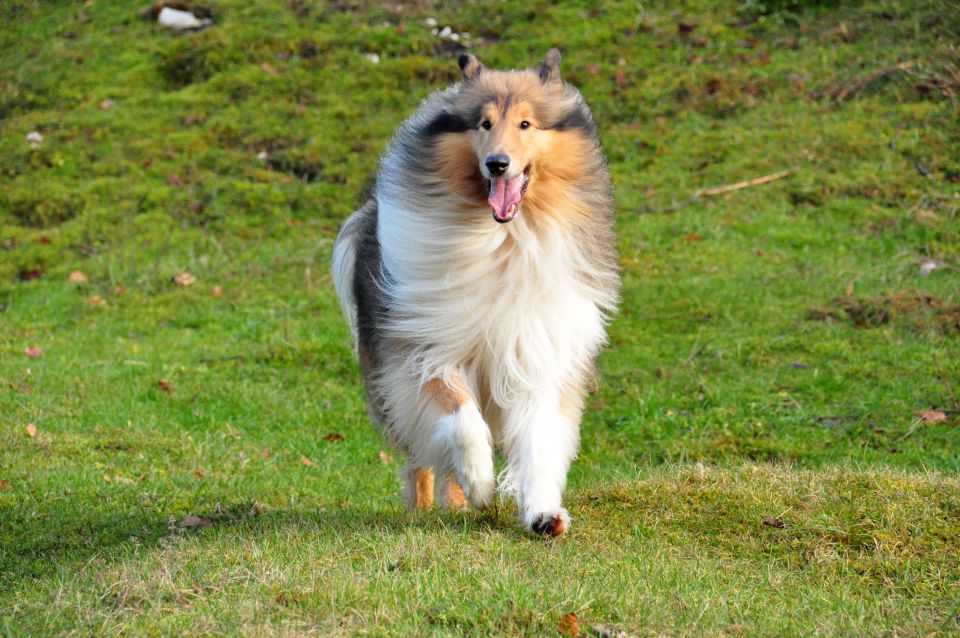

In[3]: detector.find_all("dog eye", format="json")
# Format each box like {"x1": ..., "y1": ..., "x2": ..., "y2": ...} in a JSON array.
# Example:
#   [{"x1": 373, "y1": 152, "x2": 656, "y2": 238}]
[
  {"x1": 481, "y1": 120, "x2": 492, "y2": 130},
  {"x1": 519, "y1": 120, "x2": 530, "y2": 129}
]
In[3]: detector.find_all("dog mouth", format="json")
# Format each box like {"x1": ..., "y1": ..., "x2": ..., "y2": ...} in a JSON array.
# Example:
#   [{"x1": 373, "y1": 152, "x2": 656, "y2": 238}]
[{"x1": 486, "y1": 166, "x2": 530, "y2": 223}]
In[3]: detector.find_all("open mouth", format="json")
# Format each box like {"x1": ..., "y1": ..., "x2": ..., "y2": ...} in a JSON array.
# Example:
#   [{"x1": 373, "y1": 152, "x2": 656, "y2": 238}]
[{"x1": 486, "y1": 165, "x2": 530, "y2": 223}]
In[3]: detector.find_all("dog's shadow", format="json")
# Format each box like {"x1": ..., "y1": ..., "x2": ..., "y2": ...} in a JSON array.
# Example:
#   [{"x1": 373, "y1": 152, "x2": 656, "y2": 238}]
[{"x1": 1, "y1": 497, "x2": 524, "y2": 591}]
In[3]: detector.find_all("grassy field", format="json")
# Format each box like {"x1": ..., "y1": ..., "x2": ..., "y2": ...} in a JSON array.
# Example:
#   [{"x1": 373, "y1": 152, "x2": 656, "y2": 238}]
[{"x1": 2, "y1": 0, "x2": 959, "y2": 635}]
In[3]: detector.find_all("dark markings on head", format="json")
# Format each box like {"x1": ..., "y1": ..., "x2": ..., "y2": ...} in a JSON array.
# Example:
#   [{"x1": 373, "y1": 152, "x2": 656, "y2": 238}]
[
  {"x1": 548, "y1": 106, "x2": 596, "y2": 136},
  {"x1": 422, "y1": 110, "x2": 473, "y2": 137}
]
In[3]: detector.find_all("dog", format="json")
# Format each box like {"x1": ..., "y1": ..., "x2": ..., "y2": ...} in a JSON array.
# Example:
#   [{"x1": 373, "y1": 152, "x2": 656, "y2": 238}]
[{"x1": 331, "y1": 49, "x2": 619, "y2": 536}]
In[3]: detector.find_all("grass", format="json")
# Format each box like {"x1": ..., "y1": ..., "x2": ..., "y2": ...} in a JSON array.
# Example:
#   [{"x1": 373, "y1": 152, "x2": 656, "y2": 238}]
[{"x1": 1, "y1": 0, "x2": 959, "y2": 635}]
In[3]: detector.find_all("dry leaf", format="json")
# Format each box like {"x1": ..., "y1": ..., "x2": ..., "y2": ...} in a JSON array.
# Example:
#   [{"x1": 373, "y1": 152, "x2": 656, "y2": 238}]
[
  {"x1": 261, "y1": 447, "x2": 271, "y2": 459},
  {"x1": 24, "y1": 346, "x2": 43, "y2": 358},
  {"x1": 762, "y1": 517, "x2": 786, "y2": 529},
  {"x1": 0, "y1": 480, "x2": 11, "y2": 489},
  {"x1": 378, "y1": 450, "x2": 394, "y2": 464},
  {"x1": 324, "y1": 432, "x2": 345, "y2": 442},
  {"x1": 68, "y1": 270, "x2": 88, "y2": 283},
  {"x1": 179, "y1": 515, "x2": 213, "y2": 529},
  {"x1": 157, "y1": 379, "x2": 175, "y2": 393},
  {"x1": 212, "y1": 285, "x2": 224, "y2": 297},
  {"x1": 86, "y1": 295, "x2": 105, "y2": 306},
  {"x1": 300, "y1": 455, "x2": 312, "y2": 467},
  {"x1": 25, "y1": 423, "x2": 37, "y2": 437},
  {"x1": 558, "y1": 612, "x2": 581, "y2": 637},
  {"x1": 916, "y1": 409, "x2": 947, "y2": 424},
  {"x1": 173, "y1": 272, "x2": 196, "y2": 286},
  {"x1": 260, "y1": 62, "x2": 279, "y2": 74},
  {"x1": 683, "y1": 232, "x2": 702, "y2": 243}
]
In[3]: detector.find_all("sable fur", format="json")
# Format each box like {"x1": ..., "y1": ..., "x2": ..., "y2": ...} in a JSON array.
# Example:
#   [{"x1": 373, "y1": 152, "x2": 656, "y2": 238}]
[{"x1": 332, "y1": 49, "x2": 619, "y2": 535}]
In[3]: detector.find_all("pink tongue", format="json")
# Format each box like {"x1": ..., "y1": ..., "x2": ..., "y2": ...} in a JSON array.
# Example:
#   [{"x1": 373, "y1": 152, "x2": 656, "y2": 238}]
[{"x1": 487, "y1": 174, "x2": 525, "y2": 222}]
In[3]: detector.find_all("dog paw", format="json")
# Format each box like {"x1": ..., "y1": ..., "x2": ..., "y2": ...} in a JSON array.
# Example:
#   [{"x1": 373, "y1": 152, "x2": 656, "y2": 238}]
[
  {"x1": 457, "y1": 455, "x2": 495, "y2": 509},
  {"x1": 529, "y1": 508, "x2": 570, "y2": 537}
]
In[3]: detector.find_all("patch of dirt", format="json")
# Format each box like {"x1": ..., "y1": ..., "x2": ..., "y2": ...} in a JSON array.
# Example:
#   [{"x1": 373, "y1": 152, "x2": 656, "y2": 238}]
[{"x1": 810, "y1": 289, "x2": 960, "y2": 335}]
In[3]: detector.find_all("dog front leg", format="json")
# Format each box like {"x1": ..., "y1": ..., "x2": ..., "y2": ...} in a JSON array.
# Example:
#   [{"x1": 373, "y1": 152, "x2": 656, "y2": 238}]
[{"x1": 501, "y1": 389, "x2": 580, "y2": 536}]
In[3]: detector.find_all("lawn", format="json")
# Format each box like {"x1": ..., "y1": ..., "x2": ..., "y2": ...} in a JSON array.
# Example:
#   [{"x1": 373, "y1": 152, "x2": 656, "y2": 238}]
[{"x1": 1, "y1": 0, "x2": 959, "y2": 635}]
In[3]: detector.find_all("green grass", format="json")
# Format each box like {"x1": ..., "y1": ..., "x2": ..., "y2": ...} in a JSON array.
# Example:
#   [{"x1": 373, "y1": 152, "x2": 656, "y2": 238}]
[{"x1": 1, "y1": 0, "x2": 959, "y2": 635}]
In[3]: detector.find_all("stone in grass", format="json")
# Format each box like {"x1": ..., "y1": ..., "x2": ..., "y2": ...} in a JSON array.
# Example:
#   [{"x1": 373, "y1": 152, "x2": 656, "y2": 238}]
[{"x1": 156, "y1": 6, "x2": 212, "y2": 31}]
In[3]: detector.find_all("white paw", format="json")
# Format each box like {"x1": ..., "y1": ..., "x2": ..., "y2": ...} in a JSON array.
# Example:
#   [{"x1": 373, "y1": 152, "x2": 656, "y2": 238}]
[
  {"x1": 527, "y1": 508, "x2": 571, "y2": 537},
  {"x1": 452, "y1": 404, "x2": 495, "y2": 509}
]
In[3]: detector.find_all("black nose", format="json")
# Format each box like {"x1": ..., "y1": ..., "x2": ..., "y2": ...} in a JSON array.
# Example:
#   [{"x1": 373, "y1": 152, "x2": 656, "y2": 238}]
[{"x1": 485, "y1": 154, "x2": 510, "y2": 176}]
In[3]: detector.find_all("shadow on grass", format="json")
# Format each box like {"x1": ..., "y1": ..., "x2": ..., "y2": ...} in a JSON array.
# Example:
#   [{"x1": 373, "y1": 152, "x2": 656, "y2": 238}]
[{"x1": 0, "y1": 497, "x2": 520, "y2": 590}]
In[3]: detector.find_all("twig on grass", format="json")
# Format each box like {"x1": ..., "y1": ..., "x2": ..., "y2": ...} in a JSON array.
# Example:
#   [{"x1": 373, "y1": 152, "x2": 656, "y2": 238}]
[
  {"x1": 644, "y1": 169, "x2": 793, "y2": 214},
  {"x1": 693, "y1": 170, "x2": 793, "y2": 198}
]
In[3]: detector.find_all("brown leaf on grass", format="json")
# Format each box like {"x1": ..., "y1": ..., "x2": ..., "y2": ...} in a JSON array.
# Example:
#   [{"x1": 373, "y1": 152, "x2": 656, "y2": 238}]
[
  {"x1": 300, "y1": 455, "x2": 312, "y2": 467},
  {"x1": 0, "y1": 480, "x2": 11, "y2": 489},
  {"x1": 25, "y1": 423, "x2": 37, "y2": 437},
  {"x1": 166, "y1": 173, "x2": 184, "y2": 186},
  {"x1": 558, "y1": 612, "x2": 581, "y2": 637},
  {"x1": 179, "y1": 515, "x2": 213, "y2": 530},
  {"x1": 260, "y1": 62, "x2": 279, "y2": 74},
  {"x1": 586, "y1": 64, "x2": 602, "y2": 76},
  {"x1": 614, "y1": 69, "x2": 629, "y2": 89},
  {"x1": 261, "y1": 447, "x2": 271, "y2": 459},
  {"x1": 114, "y1": 285, "x2": 125, "y2": 294},
  {"x1": 157, "y1": 379, "x2": 175, "y2": 393},
  {"x1": 683, "y1": 232, "x2": 702, "y2": 243},
  {"x1": 86, "y1": 295, "x2": 106, "y2": 306},
  {"x1": 212, "y1": 285, "x2": 224, "y2": 297},
  {"x1": 915, "y1": 409, "x2": 948, "y2": 424},
  {"x1": 24, "y1": 346, "x2": 43, "y2": 358},
  {"x1": 378, "y1": 450, "x2": 394, "y2": 464},
  {"x1": 762, "y1": 517, "x2": 786, "y2": 529},
  {"x1": 35, "y1": 235, "x2": 52, "y2": 245},
  {"x1": 323, "y1": 432, "x2": 345, "y2": 443},
  {"x1": 68, "y1": 270, "x2": 88, "y2": 283},
  {"x1": 173, "y1": 272, "x2": 196, "y2": 286}
]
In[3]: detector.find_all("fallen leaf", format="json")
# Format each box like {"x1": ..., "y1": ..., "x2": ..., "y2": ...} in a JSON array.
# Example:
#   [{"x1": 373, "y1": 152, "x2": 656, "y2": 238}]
[
  {"x1": 99, "y1": 99, "x2": 114, "y2": 110},
  {"x1": 558, "y1": 612, "x2": 581, "y2": 637},
  {"x1": 212, "y1": 285, "x2": 223, "y2": 297},
  {"x1": 179, "y1": 515, "x2": 213, "y2": 529},
  {"x1": 24, "y1": 346, "x2": 43, "y2": 358},
  {"x1": 173, "y1": 272, "x2": 196, "y2": 286},
  {"x1": 68, "y1": 270, "x2": 88, "y2": 283},
  {"x1": 762, "y1": 517, "x2": 786, "y2": 529},
  {"x1": 260, "y1": 62, "x2": 279, "y2": 74},
  {"x1": 0, "y1": 480, "x2": 11, "y2": 489},
  {"x1": 114, "y1": 285, "x2": 125, "y2": 294},
  {"x1": 157, "y1": 379, "x2": 175, "y2": 393},
  {"x1": 586, "y1": 64, "x2": 602, "y2": 76},
  {"x1": 261, "y1": 447, "x2": 271, "y2": 459},
  {"x1": 86, "y1": 295, "x2": 105, "y2": 306},
  {"x1": 683, "y1": 232, "x2": 702, "y2": 243},
  {"x1": 193, "y1": 468, "x2": 204, "y2": 478},
  {"x1": 300, "y1": 455, "x2": 312, "y2": 467},
  {"x1": 25, "y1": 423, "x2": 37, "y2": 437},
  {"x1": 915, "y1": 409, "x2": 947, "y2": 424},
  {"x1": 35, "y1": 235, "x2": 51, "y2": 244},
  {"x1": 166, "y1": 172, "x2": 184, "y2": 186},
  {"x1": 324, "y1": 432, "x2": 345, "y2": 442},
  {"x1": 103, "y1": 474, "x2": 111, "y2": 482},
  {"x1": 378, "y1": 450, "x2": 394, "y2": 464},
  {"x1": 614, "y1": 69, "x2": 629, "y2": 89}
]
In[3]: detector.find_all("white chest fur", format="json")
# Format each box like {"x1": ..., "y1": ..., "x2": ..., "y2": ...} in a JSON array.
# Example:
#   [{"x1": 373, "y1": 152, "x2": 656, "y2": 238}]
[{"x1": 377, "y1": 200, "x2": 607, "y2": 405}]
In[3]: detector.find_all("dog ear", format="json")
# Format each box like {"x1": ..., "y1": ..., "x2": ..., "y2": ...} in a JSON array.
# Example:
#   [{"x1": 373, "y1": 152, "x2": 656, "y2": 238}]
[
  {"x1": 458, "y1": 53, "x2": 483, "y2": 81},
  {"x1": 539, "y1": 48, "x2": 562, "y2": 83}
]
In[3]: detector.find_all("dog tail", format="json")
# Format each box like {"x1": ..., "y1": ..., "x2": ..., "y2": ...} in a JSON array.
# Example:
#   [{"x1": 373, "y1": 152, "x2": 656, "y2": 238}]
[{"x1": 331, "y1": 203, "x2": 367, "y2": 343}]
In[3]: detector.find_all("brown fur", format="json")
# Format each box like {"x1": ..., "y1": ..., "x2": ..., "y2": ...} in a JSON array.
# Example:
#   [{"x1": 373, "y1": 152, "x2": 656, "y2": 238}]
[{"x1": 409, "y1": 466, "x2": 435, "y2": 509}]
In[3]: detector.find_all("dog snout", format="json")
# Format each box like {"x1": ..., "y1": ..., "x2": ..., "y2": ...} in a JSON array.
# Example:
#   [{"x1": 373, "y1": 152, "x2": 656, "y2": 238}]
[{"x1": 484, "y1": 154, "x2": 510, "y2": 176}]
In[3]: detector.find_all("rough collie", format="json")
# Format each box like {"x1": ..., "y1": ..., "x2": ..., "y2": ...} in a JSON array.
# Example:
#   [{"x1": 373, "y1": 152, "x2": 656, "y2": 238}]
[{"x1": 332, "y1": 49, "x2": 619, "y2": 536}]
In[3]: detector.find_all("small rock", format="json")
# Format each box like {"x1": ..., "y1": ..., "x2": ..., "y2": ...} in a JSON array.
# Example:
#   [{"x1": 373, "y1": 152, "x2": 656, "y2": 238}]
[
  {"x1": 919, "y1": 259, "x2": 938, "y2": 276},
  {"x1": 364, "y1": 52, "x2": 380, "y2": 64},
  {"x1": 423, "y1": 17, "x2": 437, "y2": 27},
  {"x1": 157, "y1": 6, "x2": 212, "y2": 31}
]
